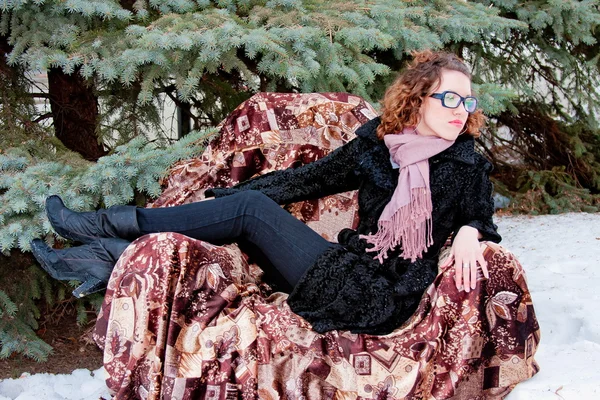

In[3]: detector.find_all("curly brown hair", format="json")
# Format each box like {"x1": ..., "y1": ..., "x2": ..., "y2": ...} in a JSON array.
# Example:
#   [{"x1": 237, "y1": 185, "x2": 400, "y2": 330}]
[{"x1": 377, "y1": 50, "x2": 485, "y2": 140}]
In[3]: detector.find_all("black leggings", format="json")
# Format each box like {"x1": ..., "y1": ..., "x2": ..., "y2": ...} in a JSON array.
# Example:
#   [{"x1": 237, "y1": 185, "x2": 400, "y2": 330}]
[{"x1": 136, "y1": 190, "x2": 335, "y2": 288}]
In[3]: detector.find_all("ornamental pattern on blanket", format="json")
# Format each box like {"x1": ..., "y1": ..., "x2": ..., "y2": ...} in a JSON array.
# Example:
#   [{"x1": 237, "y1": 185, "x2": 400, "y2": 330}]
[
  {"x1": 94, "y1": 234, "x2": 539, "y2": 399},
  {"x1": 93, "y1": 92, "x2": 540, "y2": 399},
  {"x1": 150, "y1": 92, "x2": 374, "y2": 240}
]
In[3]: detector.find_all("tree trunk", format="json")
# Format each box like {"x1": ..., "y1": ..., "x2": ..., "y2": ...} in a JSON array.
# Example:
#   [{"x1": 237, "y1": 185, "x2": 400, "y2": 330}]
[
  {"x1": 177, "y1": 102, "x2": 192, "y2": 138},
  {"x1": 0, "y1": 35, "x2": 15, "y2": 82},
  {"x1": 119, "y1": 0, "x2": 136, "y2": 12},
  {"x1": 47, "y1": 67, "x2": 106, "y2": 161}
]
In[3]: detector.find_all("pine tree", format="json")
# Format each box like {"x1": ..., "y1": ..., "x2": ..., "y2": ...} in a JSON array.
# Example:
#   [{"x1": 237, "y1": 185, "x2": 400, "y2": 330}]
[
  {"x1": 463, "y1": 1, "x2": 600, "y2": 212},
  {"x1": 1, "y1": 1, "x2": 525, "y2": 131}
]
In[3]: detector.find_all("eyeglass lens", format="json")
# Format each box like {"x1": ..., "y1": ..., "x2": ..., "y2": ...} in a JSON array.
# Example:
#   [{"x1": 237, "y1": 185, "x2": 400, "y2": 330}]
[{"x1": 443, "y1": 92, "x2": 477, "y2": 112}]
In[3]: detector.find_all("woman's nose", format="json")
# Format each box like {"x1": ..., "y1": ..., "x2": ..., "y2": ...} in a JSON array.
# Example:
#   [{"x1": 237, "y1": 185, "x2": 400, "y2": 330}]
[{"x1": 453, "y1": 105, "x2": 467, "y2": 116}]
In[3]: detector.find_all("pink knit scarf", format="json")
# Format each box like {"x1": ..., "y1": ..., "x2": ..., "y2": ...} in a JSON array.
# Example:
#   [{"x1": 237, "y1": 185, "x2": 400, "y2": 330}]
[{"x1": 360, "y1": 128, "x2": 454, "y2": 263}]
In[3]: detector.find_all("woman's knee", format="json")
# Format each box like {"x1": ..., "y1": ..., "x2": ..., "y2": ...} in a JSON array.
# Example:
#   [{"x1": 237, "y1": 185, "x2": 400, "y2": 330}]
[
  {"x1": 481, "y1": 241, "x2": 522, "y2": 271},
  {"x1": 229, "y1": 190, "x2": 281, "y2": 219},
  {"x1": 482, "y1": 241, "x2": 511, "y2": 259},
  {"x1": 234, "y1": 190, "x2": 276, "y2": 207}
]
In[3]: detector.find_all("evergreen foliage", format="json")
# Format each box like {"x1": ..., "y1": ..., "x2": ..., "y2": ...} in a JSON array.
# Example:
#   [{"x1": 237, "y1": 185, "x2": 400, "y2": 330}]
[
  {"x1": 0, "y1": 128, "x2": 216, "y2": 254},
  {"x1": 513, "y1": 167, "x2": 599, "y2": 214},
  {"x1": 0, "y1": 258, "x2": 56, "y2": 362},
  {"x1": 1, "y1": 0, "x2": 524, "y2": 134},
  {"x1": 463, "y1": 1, "x2": 600, "y2": 213}
]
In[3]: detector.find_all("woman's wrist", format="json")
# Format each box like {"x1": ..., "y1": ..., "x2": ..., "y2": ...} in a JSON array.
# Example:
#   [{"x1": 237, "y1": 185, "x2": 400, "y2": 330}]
[{"x1": 458, "y1": 225, "x2": 482, "y2": 239}]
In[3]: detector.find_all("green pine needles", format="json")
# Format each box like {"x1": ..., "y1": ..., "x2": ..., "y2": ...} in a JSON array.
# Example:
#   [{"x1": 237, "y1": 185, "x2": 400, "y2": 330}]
[
  {"x1": 1, "y1": 0, "x2": 524, "y2": 104},
  {"x1": 0, "y1": 128, "x2": 216, "y2": 254},
  {"x1": 0, "y1": 262, "x2": 55, "y2": 362}
]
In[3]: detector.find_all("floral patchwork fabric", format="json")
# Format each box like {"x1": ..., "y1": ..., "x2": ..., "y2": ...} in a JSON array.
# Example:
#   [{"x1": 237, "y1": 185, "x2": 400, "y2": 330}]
[
  {"x1": 94, "y1": 92, "x2": 540, "y2": 399},
  {"x1": 149, "y1": 92, "x2": 375, "y2": 240}
]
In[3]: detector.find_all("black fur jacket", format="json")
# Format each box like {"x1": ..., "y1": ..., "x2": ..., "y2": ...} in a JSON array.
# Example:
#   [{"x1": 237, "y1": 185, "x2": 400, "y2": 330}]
[{"x1": 207, "y1": 117, "x2": 501, "y2": 335}]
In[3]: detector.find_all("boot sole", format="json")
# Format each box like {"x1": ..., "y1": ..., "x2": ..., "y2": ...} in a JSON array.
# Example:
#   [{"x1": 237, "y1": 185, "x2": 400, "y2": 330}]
[
  {"x1": 30, "y1": 240, "x2": 107, "y2": 298},
  {"x1": 73, "y1": 278, "x2": 106, "y2": 298}
]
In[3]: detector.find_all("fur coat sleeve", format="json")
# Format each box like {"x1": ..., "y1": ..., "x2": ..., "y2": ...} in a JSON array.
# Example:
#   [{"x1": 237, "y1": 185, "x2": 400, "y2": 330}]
[{"x1": 205, "y1": 137, "x2": 364, "y2": 205}]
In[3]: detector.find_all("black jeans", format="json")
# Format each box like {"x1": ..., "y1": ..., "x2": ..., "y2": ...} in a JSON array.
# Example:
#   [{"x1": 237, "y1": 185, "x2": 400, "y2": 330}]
[{"x1": 136, "y1": 190, "x2": 334, "y2": 288}]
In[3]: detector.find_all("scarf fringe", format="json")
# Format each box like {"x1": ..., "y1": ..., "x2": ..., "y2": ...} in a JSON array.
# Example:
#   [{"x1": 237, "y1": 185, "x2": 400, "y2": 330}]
[{"x1": 360, "y1": 187, "x2": 434, "y2": 263}]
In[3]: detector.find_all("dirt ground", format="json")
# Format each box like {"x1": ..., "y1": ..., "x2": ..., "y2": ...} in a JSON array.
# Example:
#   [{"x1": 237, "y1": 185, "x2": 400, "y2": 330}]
[{"x1": 0, "y1": 311, "x2": 104, "y2": 380}]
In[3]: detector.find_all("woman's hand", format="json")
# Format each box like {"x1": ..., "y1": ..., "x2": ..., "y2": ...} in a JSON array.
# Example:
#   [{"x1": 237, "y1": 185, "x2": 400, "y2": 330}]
[{"x1": 440, "y1": 225, "x2": 489, "y2": 293}]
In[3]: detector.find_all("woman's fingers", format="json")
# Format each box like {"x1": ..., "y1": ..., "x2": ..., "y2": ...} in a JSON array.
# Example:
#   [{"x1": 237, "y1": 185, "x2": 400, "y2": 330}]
[
  {"x1": 454, "y1": 256, "x2": 463, "y2": 290},
  {"x1": 470, "y1": 256, "x2": 478, "y2": 290},
  {"x1": 450, "y1": 249, "x2": 489, "y2": 292},
  {"x1": 455, "y1": 255, "x2": 487, "y2": 292},
  {"x1": 460, "y1": 260, "x2": 469, "y2": 292}
]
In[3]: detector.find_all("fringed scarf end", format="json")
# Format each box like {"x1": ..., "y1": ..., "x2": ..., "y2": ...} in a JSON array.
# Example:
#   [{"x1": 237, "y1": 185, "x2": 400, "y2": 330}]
[{"x1": 360, "y1": 187, "x2": 433, "y2": 263}]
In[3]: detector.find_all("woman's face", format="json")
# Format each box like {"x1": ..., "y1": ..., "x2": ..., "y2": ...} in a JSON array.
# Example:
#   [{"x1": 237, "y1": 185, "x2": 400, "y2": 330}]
[{"x1": 417, "y1": 69, "x2": 472, "y2": 140}]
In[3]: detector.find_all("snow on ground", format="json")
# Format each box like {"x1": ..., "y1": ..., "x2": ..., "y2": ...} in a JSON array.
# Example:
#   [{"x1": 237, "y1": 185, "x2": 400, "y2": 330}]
[
  {"x1": 0, "y1": 368, "x2": 110, "y2": 400},
  {"x1": 0, "y1": 213, "x2": 599, "y2": 400},
  {"x1": 496, "y1": 213, "x2": 600, "y2": 400}
]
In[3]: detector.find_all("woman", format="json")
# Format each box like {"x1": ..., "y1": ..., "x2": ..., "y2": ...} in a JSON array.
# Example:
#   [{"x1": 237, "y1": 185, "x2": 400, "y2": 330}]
[{"x1": 31, "y1": 50, "x2": 501, "y2": 335}]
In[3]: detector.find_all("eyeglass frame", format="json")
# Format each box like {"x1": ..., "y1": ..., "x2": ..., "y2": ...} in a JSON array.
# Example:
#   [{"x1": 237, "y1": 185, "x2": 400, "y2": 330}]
[{"x1": 429, "y1": 91, "x2": 478, "y2": 113}]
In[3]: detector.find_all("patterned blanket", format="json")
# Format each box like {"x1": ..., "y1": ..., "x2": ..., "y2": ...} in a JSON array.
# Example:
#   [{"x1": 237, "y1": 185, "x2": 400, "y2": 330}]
[{"x1": 94, "y1": 92, "x2": 540, "y2": 399}]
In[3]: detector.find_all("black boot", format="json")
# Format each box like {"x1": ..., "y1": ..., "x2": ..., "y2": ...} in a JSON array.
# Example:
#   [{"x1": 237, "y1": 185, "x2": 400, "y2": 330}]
[
  {"x1": 30, "y1": 238, "x2": 131, "y2": 298},
  {"x1": 45, "y1": 195, "x2": 140, "y2": 244}
]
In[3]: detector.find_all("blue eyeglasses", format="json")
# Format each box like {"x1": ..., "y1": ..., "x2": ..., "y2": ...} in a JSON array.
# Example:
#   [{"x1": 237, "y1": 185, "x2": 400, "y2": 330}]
[{"x1": 430, "y1": 91, "x2": 478, "y2": 113}]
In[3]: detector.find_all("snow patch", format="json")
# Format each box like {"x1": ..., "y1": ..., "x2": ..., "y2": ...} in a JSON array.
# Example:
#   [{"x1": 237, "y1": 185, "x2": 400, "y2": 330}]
[{"x1": 0, "y1": 368, "x2": 110, "y2": 400}]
